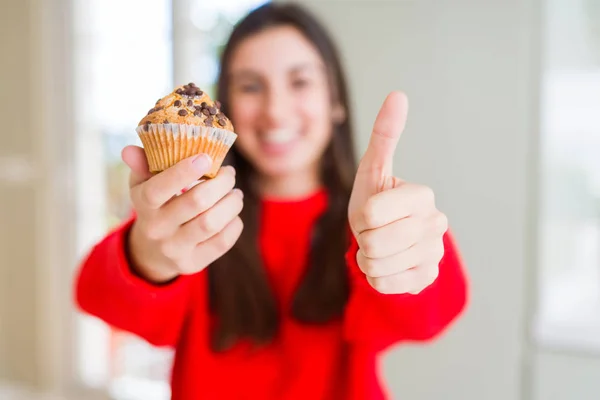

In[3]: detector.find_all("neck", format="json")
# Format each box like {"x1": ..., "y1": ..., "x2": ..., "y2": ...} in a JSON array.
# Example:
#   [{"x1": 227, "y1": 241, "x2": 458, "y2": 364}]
[{"x1": 258, "y1": 168, "x2": 321, "y2": 200}]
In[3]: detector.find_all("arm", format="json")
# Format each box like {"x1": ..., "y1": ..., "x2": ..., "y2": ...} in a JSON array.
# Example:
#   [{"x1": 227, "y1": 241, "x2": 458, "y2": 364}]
[
  {"x1": 76, "y1": 146, "x2": 243, "y2": 347},
  {"x1": 74, "y1": 217, "x2": 198, "y2": 347},
  {"x1": 343, "y1": 230, "x2": 468, "y2": 351}
]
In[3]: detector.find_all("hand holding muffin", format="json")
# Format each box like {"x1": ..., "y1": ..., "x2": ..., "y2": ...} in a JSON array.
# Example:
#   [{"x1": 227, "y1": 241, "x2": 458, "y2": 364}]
[{"x1": 124, "y1": 84, "x2": 243, "y2": 283}]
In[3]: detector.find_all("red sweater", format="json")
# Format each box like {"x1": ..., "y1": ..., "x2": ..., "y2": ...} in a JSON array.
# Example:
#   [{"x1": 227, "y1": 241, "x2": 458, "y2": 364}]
[{"x1": 75, "y1": 190, "x2": 467, "y2": 400}]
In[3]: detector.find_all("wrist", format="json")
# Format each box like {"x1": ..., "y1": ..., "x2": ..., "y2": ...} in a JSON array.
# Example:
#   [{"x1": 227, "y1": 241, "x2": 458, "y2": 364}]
[{"x1": 126, "y1": 221, "x2": 179, "y2": 284}]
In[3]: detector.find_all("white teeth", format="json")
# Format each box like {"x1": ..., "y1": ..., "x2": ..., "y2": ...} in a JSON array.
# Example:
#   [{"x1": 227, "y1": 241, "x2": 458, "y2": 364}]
[{"x1": 262, "y1": 130, "x2": 296, "y2": 144}]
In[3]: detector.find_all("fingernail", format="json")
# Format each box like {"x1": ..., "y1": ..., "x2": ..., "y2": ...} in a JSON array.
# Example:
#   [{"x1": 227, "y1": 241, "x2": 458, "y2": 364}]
[
  {"x1": 233, "y1": 188, "x2": 244, "y2": 198},
  {"x1": 192, "y1": 154, "x2": 212, "y2": 173}
]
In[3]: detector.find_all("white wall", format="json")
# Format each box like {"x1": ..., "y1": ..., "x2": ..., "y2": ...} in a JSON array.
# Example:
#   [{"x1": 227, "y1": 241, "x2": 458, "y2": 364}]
[
  {"x1": 291, "y1": 1, "x2": 540, "y2": 399},
  {"x1": 0, "y1": 0, "x2": 75, "y2": 393},
  {"x1": 533, "y1": 351, "x2": 600, "y2": 400}
]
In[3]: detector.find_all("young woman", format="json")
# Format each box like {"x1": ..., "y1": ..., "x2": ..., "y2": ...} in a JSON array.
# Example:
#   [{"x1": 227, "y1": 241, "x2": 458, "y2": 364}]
[{"x1": 76, "y1": 3, "x2": 468, "y2": 400}]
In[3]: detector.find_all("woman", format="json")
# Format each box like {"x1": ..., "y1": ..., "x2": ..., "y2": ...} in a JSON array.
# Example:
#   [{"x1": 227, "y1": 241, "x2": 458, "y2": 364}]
[{"x1": 76, "y1": 3, "x2": 468, "y2": 399}]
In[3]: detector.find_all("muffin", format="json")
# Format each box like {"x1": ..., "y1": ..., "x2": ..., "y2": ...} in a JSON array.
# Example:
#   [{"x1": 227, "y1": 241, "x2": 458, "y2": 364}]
[{"x1": 136, "y1": 83, "x2": 237, "y2": 178}]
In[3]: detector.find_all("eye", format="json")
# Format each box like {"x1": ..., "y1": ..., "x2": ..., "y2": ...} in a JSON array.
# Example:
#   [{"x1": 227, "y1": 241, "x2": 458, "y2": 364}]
[
  {"x1": 292, "y1": 78, "x2": 310, "y2": 89},
  {"x1": 239, "y1": 82, "x2": 262, "y2": 93}
]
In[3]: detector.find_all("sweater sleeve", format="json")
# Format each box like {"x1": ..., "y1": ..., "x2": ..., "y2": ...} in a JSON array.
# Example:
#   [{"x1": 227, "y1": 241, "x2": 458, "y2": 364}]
[
  {"x1": 74, "y1": 217, "x2": 198, "y2": 347},
  {"x1": 343, "y1": 230, "x2": 468, "y2": 351}
]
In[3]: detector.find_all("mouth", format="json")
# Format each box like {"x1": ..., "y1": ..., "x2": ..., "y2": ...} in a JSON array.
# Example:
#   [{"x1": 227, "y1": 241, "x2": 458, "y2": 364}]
[{"x1": 259, "y1": 129, "x2": 301, "y2": 155}]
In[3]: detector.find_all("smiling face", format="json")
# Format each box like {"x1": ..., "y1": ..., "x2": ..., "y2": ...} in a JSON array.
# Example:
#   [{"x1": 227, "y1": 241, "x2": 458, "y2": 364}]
[{"x1": 227, "y1": 25, "x2": 337, "y2": 183}]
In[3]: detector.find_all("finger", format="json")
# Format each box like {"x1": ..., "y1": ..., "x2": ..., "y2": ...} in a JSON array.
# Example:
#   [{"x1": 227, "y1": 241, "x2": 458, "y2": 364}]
[
  {"x1": 357, "y1": 217, "x2": 425, "y2": 259},
  {"x1": 359, "y1": 91, "x2": 408, "y2": 176},
  {"x1": 367, "y1": 262, "x2": 439, "y2": 295},
  {"x1": 189, "y1": 216, "x2": 244, "y2": 271},
  {"x1": 408, "y1": 263, "x2": 440, "y2": 295},
  {"x1": 160, "y1": 166, "x2": 237, "y2": 228},
  {"x1": 367, "y1": 268, "x2": 420, "y2": 295},
  {"x1": 175, "y1": 188, "x2": 244, "y2": 246},
  {"x1": 350, "y1": 183, "x2": 435, "y2": 233},
  {"x1": 122, "y1": 145, "x2": 153, "y2": 188},
  {"x1": 357, "y1": 237, "x2": 445, "y2": 278},
  {"x1": 132, "y1": 154, "x2": 212, "y2": 210}
]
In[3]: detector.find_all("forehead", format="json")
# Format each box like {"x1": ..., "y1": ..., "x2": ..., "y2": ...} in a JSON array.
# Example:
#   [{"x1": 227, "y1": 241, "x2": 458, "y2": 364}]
[{"x1": 228, "y1": 25, "x2": 324, "y2": 75}]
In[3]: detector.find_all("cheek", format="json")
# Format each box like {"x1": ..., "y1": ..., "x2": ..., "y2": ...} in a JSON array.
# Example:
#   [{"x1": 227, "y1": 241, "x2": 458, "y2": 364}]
[
  {"x1": 298, "y1": 97, "x2": 333, "y2": 149},
  {"x1": 228, "y1": 98, "x2": 261, "y2": 152},
  {"x1": 229, "y1": 98, "x2": 259, "y2": 133}
]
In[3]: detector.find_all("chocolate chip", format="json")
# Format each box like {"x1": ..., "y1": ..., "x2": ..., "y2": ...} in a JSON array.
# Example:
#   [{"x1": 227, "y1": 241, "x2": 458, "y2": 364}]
[
  {"x1": 178, "y1": 109, "x2": 188, "y2": 116},
  {"x1": 217, "y1": 118, "x2": 226, "y2": 127},
  {"x1": 201, "y1": 102, "x2": 207, "y2": 108},
  {"x1": 163, "y1": 119, "x2": 169, "y2": 124},
  {"x1": 194, "y1": 110, "x2": 202, "y2": 117},
  {"x1": 209, "y1": 107, "x2": 217, "y2": 115},
  {"x1": 195, "y1": 89, "x2": 203, "y2": 96},
  {"x1": 185, "y1": 87, "x2": 196, "y2": 96},
  {"x1": 194, "y1": 105, "x2": 202, "y2": 111},
  {"x1": 176, "y1": 88, "x2": 184, "y2": 95},
  {"x1": 188, "y1": 82, "x2": 196, "y2": 87},
  {"x1": 147, "y1": 106, "x2": 163, "y2": 114},
  {"x1": 217, "y1": 113, "x2": 225, "y2": 119},
  {"x1": 205, "y1": 117, "x2": 214, "y2": 126},
  {"x1": 187, "y1": 99, "x2": 193, "y2": 107},
  {"x1": 143, "y1": 122, "x2": 150, "y2": 131},
  {"x1": 202, "y1": 108, "x2": 210, "y2": 116},
  {"x1": 215, "y1": 100, "x2": 221, "y2": 109},
  {"x1": 174, "y1": 100, "x2": 182, "y2": 107}
]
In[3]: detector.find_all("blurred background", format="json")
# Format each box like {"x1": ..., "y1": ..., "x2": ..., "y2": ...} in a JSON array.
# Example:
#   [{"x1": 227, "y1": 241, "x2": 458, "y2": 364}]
[{"x1": 0, "y1": 0, "x2": 599, "y2": 399}]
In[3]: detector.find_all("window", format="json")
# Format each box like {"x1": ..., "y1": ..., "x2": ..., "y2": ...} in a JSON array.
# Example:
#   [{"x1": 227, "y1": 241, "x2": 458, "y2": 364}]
[{"x1": 534, "y1": 0, "x2": 600, "y2": 352}]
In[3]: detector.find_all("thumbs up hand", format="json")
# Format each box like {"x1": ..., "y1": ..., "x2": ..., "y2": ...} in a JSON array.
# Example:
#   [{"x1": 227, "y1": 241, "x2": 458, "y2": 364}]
[{"x1": 348, "y1": 92, "x2": 448, "y2": 295}]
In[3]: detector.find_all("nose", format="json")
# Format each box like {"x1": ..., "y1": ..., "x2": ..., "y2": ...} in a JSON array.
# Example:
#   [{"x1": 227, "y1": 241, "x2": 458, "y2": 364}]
[{"x1": 262, "y1": 84, "x2": 293, "y2": 129}]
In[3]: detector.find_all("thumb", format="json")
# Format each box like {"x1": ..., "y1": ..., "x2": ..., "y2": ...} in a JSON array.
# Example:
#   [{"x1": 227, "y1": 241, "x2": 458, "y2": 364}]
[
  {"x1": 122, "y1": 145, "x2": 153, "y2": 188},
  {"x1": 359, "y1": 91, "x2": 408, "y2": 176}
]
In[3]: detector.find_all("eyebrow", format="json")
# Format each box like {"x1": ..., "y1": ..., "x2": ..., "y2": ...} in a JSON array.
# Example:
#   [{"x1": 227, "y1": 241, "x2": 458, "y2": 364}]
[{"x1": 230, "y1": 63, "x2": 324, "y2": 80}]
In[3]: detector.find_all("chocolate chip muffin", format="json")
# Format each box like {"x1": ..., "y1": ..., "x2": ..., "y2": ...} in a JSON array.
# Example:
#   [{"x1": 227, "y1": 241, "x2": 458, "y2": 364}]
[{"x1": 136, "y1": 83, "x2": 237, "y2": 178}]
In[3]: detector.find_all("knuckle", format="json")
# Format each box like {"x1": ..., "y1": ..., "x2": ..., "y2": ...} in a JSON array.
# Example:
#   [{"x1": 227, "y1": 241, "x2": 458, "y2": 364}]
[
  {"x1": 200, "y1": 213, "x2": 220, "y2": 235},
  {"x1": 214, "y1": 169, "x2": 235, "y2": 192},
  {"x1": 158, "y1": 240, "x2": 177, "y2": 260},
  {"x1": 214, "y1": 234, "x2": 232, "y2": 254},
  {"x1": 358, "y1": 232, "x2": 378, "y2": 258},
  {"x1": 417, "y1": 184, "x2": 435, "y2": 205},
  {"x1": 190, "y1": 188, "x2": 209, "y2": 211},
  {"x1": 221, "y1": 219, "x2": 243, "y2": 251},
  {"x1": 368, "y1": 277, "x2": 389, "y2": 294},
  {"x1": 140, "y1": 184, "x2": 161, "y2": 209},
  {"x1": 432, "y1": 240, "x2": 445, "y2": 263},
  {"x1": 425, "y1": 266, "x2": 440, "y2": 287},
  {"x1": 361, "y1": 199, "x2": 379, "y2": 228},
  {"x1": 417, "y1": 265, "x2": 438, "y2": 289},
  {"x1": 357, "y1": 252, "x2": 377, "y2": 277},
  {"x1": 435, "y1": 212, "x2": 449, "y2": 234}
]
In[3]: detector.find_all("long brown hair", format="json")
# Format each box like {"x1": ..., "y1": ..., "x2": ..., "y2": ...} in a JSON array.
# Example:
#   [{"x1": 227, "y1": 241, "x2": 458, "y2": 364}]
[{"x1": 208, "y1": 2, "x2": 357, "y2": 351}]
